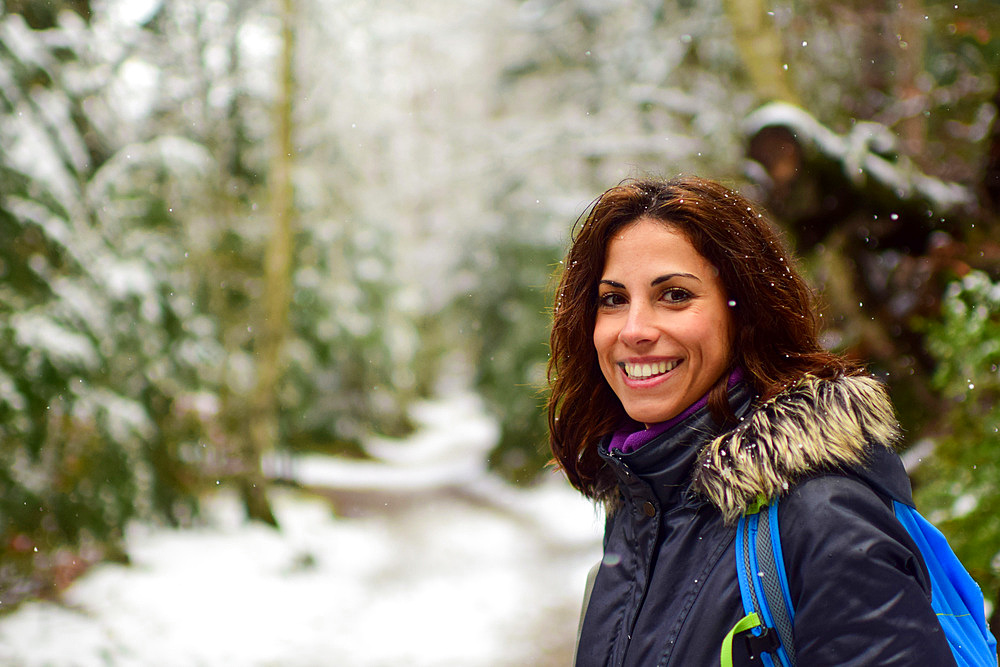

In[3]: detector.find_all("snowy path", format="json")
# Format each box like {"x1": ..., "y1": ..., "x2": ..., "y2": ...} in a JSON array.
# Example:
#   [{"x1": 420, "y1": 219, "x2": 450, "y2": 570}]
[{"x1": 0, "y1": 395, "x2": 603, "y2": 666}]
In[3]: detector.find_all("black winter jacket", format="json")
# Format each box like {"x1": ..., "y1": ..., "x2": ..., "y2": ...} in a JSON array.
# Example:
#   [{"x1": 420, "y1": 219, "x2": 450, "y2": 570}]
[{"x1": 575, "y1": 375, "x2": 957, "y2": 667}]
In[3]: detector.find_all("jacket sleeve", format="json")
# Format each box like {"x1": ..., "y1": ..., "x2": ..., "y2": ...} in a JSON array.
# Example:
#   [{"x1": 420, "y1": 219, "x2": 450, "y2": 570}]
[{"x1": 777, "y1": 474, "x2": 958, "y2": 666}]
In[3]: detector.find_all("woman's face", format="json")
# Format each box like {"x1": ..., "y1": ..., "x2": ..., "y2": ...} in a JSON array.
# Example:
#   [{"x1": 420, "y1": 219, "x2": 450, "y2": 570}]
[{"x1": 593, "y1": 218, "x2": 734, "y2": 426}]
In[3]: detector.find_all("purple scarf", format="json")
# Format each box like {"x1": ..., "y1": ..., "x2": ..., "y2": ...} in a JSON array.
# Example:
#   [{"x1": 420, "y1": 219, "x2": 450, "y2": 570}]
[{"x1": 608, "y1": 367, "x2": 744, "y2": 454}]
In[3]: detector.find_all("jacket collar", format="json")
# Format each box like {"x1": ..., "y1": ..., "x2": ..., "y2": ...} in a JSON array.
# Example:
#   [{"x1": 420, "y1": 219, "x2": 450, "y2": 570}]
[
  {"x1": 598, "y1": 383, "x2": 755, "y2": 509},
  {"x1": 690, "y1": 374, "x2": 902, "y2": 524}
]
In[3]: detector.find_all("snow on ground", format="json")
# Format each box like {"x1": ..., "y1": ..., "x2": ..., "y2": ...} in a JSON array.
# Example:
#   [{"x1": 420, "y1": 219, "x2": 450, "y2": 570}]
[{"x1": 0, "y1": 394, "x2": 604, "y2": 666}]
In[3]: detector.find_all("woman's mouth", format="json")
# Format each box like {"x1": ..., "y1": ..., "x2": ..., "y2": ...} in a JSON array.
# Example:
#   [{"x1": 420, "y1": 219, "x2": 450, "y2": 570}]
[{"x1": 620, "y1": 359, "x2": 681, "y2": 380}]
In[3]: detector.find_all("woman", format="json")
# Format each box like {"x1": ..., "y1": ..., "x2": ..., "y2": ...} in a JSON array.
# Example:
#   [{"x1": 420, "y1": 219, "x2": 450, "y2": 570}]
[{"x1": 548, "y1": 177, "x2": 957, "y2": 666}]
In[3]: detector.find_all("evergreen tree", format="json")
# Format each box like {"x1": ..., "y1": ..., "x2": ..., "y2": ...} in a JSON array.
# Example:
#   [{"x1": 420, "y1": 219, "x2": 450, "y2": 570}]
[{"x1": 0, "y1": 2, "x2": 218, "y2": 605}]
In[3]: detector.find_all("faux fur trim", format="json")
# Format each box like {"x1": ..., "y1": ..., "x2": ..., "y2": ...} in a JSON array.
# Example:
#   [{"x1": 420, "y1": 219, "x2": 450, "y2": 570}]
[{"x1": 690, "y1": 374, "x2": 900, "y2": 524}]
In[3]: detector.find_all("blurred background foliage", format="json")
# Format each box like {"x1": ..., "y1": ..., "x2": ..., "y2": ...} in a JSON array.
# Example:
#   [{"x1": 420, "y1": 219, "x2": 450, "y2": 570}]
[{"x1": 0, "y1": 0, "x2": 997, "y2": 630}]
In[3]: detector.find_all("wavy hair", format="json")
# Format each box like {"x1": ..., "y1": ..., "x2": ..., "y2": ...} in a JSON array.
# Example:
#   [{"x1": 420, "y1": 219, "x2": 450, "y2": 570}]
[{"x1": 547, "y1": 176, "x2": 861, "y2": 501}]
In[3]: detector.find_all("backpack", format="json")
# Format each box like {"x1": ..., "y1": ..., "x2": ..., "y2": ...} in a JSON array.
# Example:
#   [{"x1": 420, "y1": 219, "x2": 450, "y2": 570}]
[{"x1": 721, "y1": 496, "x2": 998, "y2": 667}]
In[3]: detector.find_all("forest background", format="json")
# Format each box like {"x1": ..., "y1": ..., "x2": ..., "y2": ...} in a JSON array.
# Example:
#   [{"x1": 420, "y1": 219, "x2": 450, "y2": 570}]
[{"x1": 1, "y1": 0, "x2": 999, "y2": 640}]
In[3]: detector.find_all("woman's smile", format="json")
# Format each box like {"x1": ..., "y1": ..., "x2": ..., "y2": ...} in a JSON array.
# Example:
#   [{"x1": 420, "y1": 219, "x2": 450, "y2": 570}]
[{"x1": 619, "y1": 359, "x2": 682, "y2": 381}]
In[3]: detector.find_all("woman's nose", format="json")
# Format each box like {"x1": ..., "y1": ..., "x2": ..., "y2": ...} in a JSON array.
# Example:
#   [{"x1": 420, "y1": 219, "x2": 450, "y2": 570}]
[{"x1": 619, "y1": 302, "x2": 658, "y2": 346}]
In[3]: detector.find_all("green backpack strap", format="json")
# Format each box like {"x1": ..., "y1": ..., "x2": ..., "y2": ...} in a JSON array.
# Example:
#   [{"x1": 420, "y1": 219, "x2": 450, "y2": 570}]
[{"x1": 720, "y1": 612, "x2": 764, "y2": 667}]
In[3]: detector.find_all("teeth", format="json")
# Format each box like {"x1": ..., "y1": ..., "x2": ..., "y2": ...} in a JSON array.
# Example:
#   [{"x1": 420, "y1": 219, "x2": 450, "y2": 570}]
[{"x1": 623, "y1": 360, "x2": 679, "y2": 379}]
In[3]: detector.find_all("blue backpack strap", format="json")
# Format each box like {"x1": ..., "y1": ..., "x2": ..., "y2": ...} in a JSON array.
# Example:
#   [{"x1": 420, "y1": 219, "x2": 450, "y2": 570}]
[
  {"x1": 755, "y1": 502, "x2": 797, "y2": 666},
  {"x1": 725, "y1": 498, "x2": 796, "y2": 667},
  {"x1": 724, "y1": 512, "x2": 775, "y2": 667},
  {"x1": 892, "y1": 501, "x2": 998, "y2": 667}
]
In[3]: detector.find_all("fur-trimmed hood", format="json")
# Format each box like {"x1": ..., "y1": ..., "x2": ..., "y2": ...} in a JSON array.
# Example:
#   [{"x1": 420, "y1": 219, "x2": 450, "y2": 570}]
[{"x1": 690, "y1": 374, "x2": 901, "y2": 524}]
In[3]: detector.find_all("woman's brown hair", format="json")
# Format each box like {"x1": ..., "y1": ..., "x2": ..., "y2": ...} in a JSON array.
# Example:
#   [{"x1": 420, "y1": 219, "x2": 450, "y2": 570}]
[{"x1": 547, "y1": 176, "x2": 862, "y2": 501}]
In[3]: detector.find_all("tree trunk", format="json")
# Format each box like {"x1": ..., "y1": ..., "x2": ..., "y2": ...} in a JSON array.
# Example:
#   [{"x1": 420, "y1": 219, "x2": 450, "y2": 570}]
[
  {"x1": 242, "y1": 0, "x2": 296, "y2": 527},
  {"x1": 720, "y1": 0, "x2": 799, "y2": 104},
  {"x1": 892, "y1": 0, "x2": 928, "y2": 165}
]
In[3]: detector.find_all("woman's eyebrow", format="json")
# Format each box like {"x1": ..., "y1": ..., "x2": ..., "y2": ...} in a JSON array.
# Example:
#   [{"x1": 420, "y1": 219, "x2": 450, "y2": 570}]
[
  {"x1": 598, "y1": 279, "x2": 625, "y2": 289},
  {"x1": 652, "y1": 272, "x2": 700, "y2": 286}
]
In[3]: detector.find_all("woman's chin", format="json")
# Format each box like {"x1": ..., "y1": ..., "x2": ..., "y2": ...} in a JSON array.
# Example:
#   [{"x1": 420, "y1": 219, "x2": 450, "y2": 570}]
[{"x1": 623, "y1": 403, "x2": 684, "y2": 426}]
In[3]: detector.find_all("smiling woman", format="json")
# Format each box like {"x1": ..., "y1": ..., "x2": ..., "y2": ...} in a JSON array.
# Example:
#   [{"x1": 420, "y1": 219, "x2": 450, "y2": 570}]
[
  {"x1": 547, "y1": 177, "x2": 982, "y2": 666},
  {"x1": 593, "y1": 220, "x2": 733, "y2": 426}
]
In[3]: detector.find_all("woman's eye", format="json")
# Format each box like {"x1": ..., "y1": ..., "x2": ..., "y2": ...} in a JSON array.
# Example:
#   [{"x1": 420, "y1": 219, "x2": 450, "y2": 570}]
[
  {"x1": 598, "y1": 292, "x2": 626, "y2": 308},
  {"x1": 662, "y1": 288, "x2": 693, "y2": 303}
]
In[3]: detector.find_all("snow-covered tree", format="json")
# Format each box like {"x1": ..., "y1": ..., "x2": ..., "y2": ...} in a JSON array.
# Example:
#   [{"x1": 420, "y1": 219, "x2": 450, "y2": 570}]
[{"x1": 0, "y1": 1, "x2": 223, "y2": 603}]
